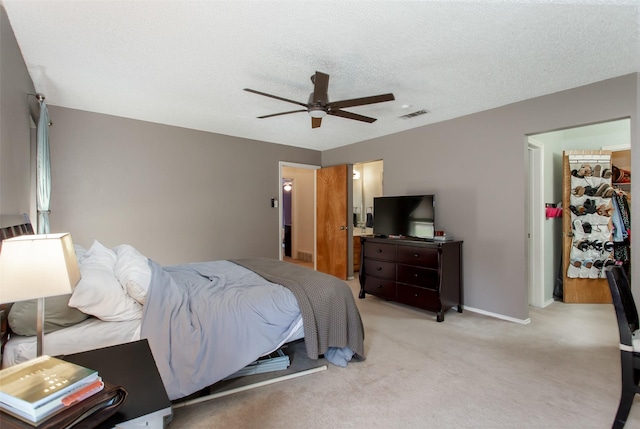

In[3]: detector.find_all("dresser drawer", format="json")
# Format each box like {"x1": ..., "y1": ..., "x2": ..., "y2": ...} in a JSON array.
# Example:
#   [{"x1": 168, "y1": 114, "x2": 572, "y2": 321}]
[
  {"x1": 397, "y1": 246, "x2": 438, "y2": 268},
  {"x1": 397, "y1": 284, "x2": 440, "y2": 312},
  {"x1": 363, "y1": 277, "x2": 396, "y2": 300},
  {"x1": 363, "y1": 242, "x2": 396, "y2": 261},
  {"x1": 363, "y1": 259, "x2": 396, "y2": 280},
  {"x1": 397, "y1": 264, "x2": 439, "y2": 289},
  {"x1": 359, "y1": 237, "x2": 462, "y2": 322}
]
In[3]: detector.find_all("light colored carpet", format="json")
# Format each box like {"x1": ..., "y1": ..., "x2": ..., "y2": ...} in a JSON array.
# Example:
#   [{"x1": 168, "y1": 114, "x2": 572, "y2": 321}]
[{"x1": 170, "y1": 278, "x2": 640, "y2": 428}]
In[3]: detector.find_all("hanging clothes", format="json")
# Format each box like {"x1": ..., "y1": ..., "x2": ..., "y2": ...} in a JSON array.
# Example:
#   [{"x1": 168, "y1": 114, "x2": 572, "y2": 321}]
[{"x1": 611, "y1": 190, "x2": 631, "y2": 277}]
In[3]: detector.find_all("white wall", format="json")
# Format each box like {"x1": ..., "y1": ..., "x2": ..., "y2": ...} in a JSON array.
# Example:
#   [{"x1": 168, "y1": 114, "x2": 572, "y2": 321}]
[
  {"x1": 353, "y1": 160, "x2": 383, "y2": 228},
  {"x1": 363, "y1": 160, "x2": 383, "y2": 215}
]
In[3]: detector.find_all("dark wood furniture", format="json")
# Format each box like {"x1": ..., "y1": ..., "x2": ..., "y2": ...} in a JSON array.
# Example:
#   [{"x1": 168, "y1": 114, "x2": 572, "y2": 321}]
[
  {"x1": 605, "y1": 266, "x2": 640, "y2": 429},
  {"x1": 358, "y1": 236, "x2": 463, "y2": 322},
  {"x1": 61, "y1": 340, "x2": 173, "y2": 428},
  {"x1": 353, "y1": 234, "x2": 373, "y2": 273}
]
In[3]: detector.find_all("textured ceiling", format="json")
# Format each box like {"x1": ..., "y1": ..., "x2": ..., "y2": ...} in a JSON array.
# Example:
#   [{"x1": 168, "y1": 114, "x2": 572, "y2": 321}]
[{"x1": 3, "y1": 0, "x2": 639, "y2": 151}]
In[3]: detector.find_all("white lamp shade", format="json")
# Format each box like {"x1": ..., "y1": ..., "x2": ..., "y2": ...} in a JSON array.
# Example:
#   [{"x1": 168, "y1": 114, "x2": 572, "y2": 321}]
[{"x1": 0, "y1": 233, "x2": 81, "y2": 304}]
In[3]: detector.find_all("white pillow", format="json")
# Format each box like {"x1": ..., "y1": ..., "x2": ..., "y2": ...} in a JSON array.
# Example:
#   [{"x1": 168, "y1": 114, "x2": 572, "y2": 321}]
[
  {"x1": 74, "y1": 244, "x2": 88, "y2": 264},
  {"x1": 69, "y1": 240, "x2": 142, "y2": 321},
  {"x1": 114, "y1": 244, "x2": 151, "y2": 305}
]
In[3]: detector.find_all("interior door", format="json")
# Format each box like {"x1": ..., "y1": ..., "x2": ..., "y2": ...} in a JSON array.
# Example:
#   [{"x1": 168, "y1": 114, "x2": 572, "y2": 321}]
[{"x1": 316, "y1": 164, "x2": 350, "y2": 279}]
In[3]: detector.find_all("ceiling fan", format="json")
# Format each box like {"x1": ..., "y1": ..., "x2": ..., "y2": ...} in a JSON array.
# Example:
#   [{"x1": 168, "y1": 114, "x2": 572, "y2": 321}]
[{"x1": 244, "y1": 71, "x2": 395, "y2": 129}]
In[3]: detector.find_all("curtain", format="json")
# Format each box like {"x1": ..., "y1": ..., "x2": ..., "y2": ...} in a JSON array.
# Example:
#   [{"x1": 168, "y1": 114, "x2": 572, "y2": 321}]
[{"x1": 36, "y1": 100, "x2": 51, "y2": 234}]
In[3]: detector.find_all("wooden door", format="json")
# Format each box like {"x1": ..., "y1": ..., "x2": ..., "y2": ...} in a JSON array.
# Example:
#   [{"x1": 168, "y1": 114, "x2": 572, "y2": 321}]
[
  {"x1": 316, "y1": 164, "x2": 349, "y2": 279},
  {"x1": 562, "y1": 150, "x2": 612, "y2": 303}
]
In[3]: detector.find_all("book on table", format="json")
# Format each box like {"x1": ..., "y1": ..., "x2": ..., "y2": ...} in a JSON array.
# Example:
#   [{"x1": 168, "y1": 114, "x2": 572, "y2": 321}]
[{"x1": 0, "y1": 355, "x2": 103, "y2": 425}]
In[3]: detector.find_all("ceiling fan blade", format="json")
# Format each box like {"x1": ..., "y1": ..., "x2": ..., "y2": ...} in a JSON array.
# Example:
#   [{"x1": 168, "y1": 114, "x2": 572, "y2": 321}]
[
  {"x1": 328, "y1": 109, "x2": 377, "y2": 123},
  {"x1": 244, "y1": 88, "x2": 308, "y2": 108},
  {"x1": 311, "y1": 72, "x2": 329, "y2": 104},
  {"x1": 257, "y1": 109, "x2": 308, "y2": 119},
  {"x1": 311, "y1": 117, "x2": 322, "y2": 128},
  {"x1": 327, "y1": 93, "x2": 395, "y2": 109}
]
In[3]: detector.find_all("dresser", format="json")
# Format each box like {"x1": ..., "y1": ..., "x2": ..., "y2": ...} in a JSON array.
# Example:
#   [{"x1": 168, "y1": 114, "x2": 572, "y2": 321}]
[{"x1": 358, "y1": 237, "x2": 463, "y2": 322}]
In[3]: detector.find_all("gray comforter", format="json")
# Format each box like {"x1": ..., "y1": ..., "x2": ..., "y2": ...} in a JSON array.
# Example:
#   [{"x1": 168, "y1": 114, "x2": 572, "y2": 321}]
[
  {"x1": 140, "y1": 258, "x2": 364, "y2": 400},
  {"x1": 232, "y1": 258, "x2": 365, "y2": 360}
]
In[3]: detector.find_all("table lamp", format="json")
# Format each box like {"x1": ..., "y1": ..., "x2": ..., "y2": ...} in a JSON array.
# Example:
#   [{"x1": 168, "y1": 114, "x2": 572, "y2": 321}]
[{"x1": 0, "y1": 233, "x2": 81, "y2": 356}]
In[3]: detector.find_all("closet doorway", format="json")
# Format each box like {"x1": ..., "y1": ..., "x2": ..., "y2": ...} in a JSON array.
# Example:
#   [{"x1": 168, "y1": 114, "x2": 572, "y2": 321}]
[{"x1": 526, "y1": 118, "x2": 631, "y2": 308}]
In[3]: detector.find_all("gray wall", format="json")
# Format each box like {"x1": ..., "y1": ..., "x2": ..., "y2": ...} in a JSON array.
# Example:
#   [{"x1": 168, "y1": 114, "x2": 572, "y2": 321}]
[
  {"x1": 46, "y1": 107, "x2": 321, "y2": 265},
  {"x1": 323, "y1": 74, "x2": 638, "y2": 321},
  {"x1": 2, "y1": 3, "x2": 637, "y2": 321},
  {"x1": 0, "y1": 5, "x2": 35, "y2": 218}
]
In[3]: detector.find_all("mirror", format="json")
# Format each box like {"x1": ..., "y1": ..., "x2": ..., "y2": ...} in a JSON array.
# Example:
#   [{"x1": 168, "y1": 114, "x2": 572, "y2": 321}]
[{"x1": 353, "y1": 160, "x2": 383, "y2": 235}]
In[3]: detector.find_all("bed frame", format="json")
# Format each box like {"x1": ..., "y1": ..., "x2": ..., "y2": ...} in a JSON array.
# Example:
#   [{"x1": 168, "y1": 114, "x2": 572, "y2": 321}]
[
  {"x1": 0, "y1": 214, "x2": 33, "y2": 241},
  {"x1": 0, "y1": 215, "x2": 331, "y2": 403}
]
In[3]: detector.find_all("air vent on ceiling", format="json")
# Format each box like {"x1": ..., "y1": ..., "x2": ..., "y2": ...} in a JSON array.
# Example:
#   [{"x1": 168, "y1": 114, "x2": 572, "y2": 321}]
[{"x1": 399, "y1": 109, "x2": 428, "y2": 119}]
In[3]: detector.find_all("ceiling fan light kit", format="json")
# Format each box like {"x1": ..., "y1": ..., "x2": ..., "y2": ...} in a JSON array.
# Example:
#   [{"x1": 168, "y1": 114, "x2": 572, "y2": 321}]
[
  {"x1": 308, "y1": 108, "x2": 327, "y2": 119},
  {"x1": 244, "y1": 71, "x2": 395, "y2": 129}
]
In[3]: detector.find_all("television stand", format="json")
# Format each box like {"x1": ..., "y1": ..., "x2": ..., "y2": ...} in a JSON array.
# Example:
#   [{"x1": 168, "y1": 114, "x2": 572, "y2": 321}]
[{"x1": 358, "y1": 236, "x2": 463, "y2": 322}]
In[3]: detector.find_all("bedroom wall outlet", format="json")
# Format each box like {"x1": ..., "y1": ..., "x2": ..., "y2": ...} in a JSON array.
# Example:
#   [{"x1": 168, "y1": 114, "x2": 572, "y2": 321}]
[{"x1": 271, "y1": 198, "x2": 278, "y2": 208}]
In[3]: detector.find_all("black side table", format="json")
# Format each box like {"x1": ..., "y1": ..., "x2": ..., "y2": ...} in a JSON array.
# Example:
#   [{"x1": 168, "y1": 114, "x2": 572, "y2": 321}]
[{"x1": 61, "y1": 339, "x2": 173, "y2": 428}]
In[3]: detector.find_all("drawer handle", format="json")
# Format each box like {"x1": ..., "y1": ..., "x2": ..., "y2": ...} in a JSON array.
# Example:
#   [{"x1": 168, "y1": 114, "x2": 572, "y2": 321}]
[
  {"x1": 413, "y1": 253, "x2": 419, "y2": 258},
  {"x1": 376, "y1": 249, "x2": 382, "y2": 253},
  {"x1": 414, "y1": 273, "x2": 419, "y2": 277},
  {"x1": 377, "y1": 266, "x2": 382, "y2": 271},
  {"x1": 414, "y1": 293, "x2": 419, "y2": 297},
  {"x1": 377, "y1": 284, "x2": 383, "y2": 289}
]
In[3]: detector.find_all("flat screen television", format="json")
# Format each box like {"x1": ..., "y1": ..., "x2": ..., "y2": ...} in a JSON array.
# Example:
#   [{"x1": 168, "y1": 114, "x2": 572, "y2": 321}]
[{"x1": 373, "y1": 195, "x2": 435, "y2": 239}]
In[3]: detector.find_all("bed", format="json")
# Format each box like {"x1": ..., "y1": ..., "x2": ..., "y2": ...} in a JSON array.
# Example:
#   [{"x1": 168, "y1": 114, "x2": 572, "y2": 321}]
[{"x1": 0, "y1": 218, "x2": 365, "y2": 401}]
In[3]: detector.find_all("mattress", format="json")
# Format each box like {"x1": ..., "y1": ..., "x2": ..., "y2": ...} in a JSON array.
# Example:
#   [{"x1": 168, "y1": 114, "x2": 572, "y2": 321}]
[
  {"x1": 1, "y1": 314, "x2": 305, "y2": 370},
  {"x1": 1, "y1": 317, "x2": 141, "y2": 368}
]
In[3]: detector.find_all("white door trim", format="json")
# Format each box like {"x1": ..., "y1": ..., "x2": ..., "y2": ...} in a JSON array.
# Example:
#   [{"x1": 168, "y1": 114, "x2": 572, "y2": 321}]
[{"x1": 527, "y1": 139, "x2": 545, "y2": 308}]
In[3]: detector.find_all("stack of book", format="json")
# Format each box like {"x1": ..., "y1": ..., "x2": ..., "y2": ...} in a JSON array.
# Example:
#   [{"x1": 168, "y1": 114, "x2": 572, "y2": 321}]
[
  {"x1": 224, "y1": 348, "x2": 290, "y2": 380},
  {"x1": 0, "y1": 355, "x2": 104, "y2": 426}
]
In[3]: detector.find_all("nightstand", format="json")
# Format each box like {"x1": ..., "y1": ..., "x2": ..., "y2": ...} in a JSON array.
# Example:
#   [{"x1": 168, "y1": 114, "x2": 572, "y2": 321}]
[{"x1": 60, "y1": 339, "x2": 173, "y2": 428}]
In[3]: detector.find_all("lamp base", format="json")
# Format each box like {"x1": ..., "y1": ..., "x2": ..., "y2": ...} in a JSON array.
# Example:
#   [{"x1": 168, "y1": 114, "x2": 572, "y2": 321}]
[{"x1": 36, "y1": 297, "x2": 44, "y2": 356}]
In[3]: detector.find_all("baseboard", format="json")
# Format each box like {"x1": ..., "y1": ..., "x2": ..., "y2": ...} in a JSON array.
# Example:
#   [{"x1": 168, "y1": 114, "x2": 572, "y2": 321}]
[
  {"x1": 542, "y1": 298, "x2": 555, "y2": 308},
  {"x1": 462, "y1": 305, "x2": 531, "y2": 325}
]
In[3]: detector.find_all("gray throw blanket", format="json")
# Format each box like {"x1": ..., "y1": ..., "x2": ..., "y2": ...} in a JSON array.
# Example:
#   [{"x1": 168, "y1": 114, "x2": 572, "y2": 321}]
[{"x1": 231, "y1": 257, "x2": 365, "y2": 360}]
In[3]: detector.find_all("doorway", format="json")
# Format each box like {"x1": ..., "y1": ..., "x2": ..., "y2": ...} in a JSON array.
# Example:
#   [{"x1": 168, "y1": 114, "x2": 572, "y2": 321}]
[
  {"x1": 279, "y1": 162, "x2": 318, "y2": 267},
  {"x1": 282, "y1": 177, "x2": 293, "y2": 258},
  {"x1": 526, "y1": 118, "x2": 631, "y2": 308}
]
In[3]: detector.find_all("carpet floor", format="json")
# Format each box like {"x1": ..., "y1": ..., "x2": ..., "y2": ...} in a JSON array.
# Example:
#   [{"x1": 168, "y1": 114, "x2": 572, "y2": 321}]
[{"x1": 169, "y1": 278, "x2": 640, "y2": 428}]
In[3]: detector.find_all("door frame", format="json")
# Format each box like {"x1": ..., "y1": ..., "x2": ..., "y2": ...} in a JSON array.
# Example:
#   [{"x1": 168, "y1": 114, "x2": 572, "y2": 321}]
[
  {"x1": 527, "y1": 139, "x2": 545, "y2": 308},
  {"x1": 278, "y1": 161, "x2": 320, "y2": 267}
]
